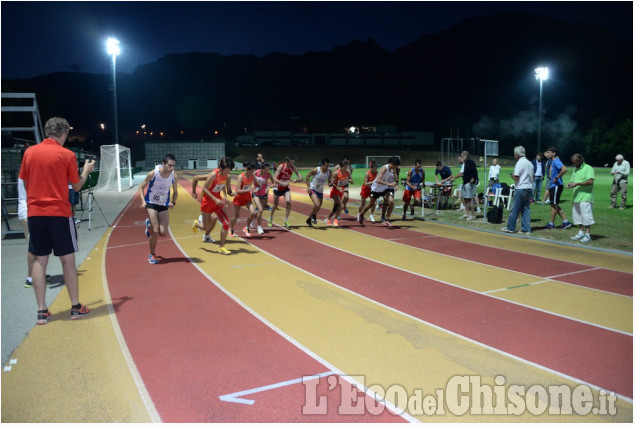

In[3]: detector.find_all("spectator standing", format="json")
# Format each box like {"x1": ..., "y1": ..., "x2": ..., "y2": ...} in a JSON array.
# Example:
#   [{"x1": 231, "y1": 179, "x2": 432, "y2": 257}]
[
  {"x1": 544, "y1": 147, "x2": 572, "y2": 229},
  {"x1": 539, "y1": 150, "x2": 552, "y2": 205},
  {"x1": 460, "y1": 151, "x2": 478, "y2": 221},
  {"x1": 18, "y1": 117, "x2": 95, "y2": 325},
  {"x1": 609, "y1": 154, "x2": 630, "y2": 209},
  {"x1": 501, "y1": 146, "x2": 533, "y2": 234},
  {"x1": 531, "y1": 153, "x2": 545, "y2": 203},
  {"x1": 567, "y1": 154, "x2": 595, "y2": 243}
]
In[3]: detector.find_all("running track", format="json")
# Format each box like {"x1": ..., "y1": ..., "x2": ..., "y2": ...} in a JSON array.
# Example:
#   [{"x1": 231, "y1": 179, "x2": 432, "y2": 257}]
[{"x1": 104, "y1": 178, "x2": 633, "y2": 421}]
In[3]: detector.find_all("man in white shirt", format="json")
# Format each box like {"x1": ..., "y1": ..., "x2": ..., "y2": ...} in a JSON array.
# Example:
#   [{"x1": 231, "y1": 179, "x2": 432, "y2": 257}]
[
  {"x1": 488, "y1": 158, "x2": 501, "y2": 185},
  {"x1": 609, "y1": 154, "x2": 630, "y2": 209},
  {"x1": 502, "y1": 146, "x2": 534, "y2": 234}
]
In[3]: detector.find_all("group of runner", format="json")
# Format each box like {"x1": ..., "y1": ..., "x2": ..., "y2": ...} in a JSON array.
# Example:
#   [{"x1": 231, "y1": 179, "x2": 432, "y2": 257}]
[{"x1": 139, "y1": 154, "x2": 423, "y2": 260}]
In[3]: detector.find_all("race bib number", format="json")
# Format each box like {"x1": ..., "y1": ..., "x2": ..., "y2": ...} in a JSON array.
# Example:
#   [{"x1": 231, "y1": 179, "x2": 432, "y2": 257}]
[
  {"x1": 337, "y1": 179, "x2": 349, "y2": 187},
  {"x1": 212, "y1": 184, "x2": 225, "y2": 193},
  {"x1": 152, "y1": 193, "x2": 168, "y2": 204}
]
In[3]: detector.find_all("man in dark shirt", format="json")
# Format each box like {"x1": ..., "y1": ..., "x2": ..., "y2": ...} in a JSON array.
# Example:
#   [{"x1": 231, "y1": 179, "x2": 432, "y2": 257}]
[{"x1": 461, "y1": 151, "x2": 478, "y2": 221}]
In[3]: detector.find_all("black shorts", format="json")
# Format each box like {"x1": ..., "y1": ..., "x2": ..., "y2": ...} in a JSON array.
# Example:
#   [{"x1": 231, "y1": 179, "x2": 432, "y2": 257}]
[
  {"x1": 28, "y1": 216, "x2": 78, "y2": 257},
  {"x1": 146, "y1": 203, "x2": 169, "y2": 212},
  {"x1": 549, "y1": 185, "x2": 564, "y2": 206},
  {"x1": 370, "y1": 189, "x2": 394, "y2": 199},
  {"x1": 273, "y1": 187, "x2": 290, "y2": 197}
]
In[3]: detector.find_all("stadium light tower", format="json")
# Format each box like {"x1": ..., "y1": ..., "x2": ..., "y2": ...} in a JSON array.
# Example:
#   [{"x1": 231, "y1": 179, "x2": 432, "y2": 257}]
[
  {"x1": 106, "y1": 37, "x2": 121, "y2": 143},
  {"x1": 535, "y1": 66, "x2": 549, "y2": 154}
]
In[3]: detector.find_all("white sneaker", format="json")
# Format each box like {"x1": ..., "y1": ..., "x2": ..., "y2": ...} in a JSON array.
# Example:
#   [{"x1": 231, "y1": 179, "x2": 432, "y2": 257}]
[
  {"x1": 369, "y1": 215, "x2": 375, "y2": 223},
  {"x1": 580, "y1": 234, "x2": 591, "y2": 243},
  {"x1": 459, "y1": 206, "x2": 466, "y2": 211},
  {"x1": 476, "y1": 207, "x2": 482, "y2": 213},
  {"x1": 466, "y1": 215, "x2": 475, "y2": 221},
  {"x1": 571, "y1": 233, "x2": 583, "y2": 241},
  {"x1": 257, "y1": 226, "x2": 264, "y2": 234},
  {"x1": 198, "y1": 214, "x2": 203, "y2": 223},
  {"x1": 203, "y1": 235, "x2": 215, "y2": 243},
  {"x1": 460, "y1": 214, "x2": 469, "y2": 219}
]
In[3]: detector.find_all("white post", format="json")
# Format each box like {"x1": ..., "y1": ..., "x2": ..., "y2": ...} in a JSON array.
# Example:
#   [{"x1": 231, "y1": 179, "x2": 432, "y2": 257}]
[
  {"x1": 115, "y1": 143, "x2": 122, "y2": 192},
  {"x1": 127, "y1": 148, "x2": 133, "y2": 188}
]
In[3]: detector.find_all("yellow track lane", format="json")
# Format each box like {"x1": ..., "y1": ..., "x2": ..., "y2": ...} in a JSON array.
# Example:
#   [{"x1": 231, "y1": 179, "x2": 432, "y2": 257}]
[
  {"x1": 244, "y1": 192, "x2": 632, "y2": 334},
  {"x1": 1, "y1": 230, "x2": 158, "y2": 422},
  {"x1": 171, "y1": 185, "x2": 633, "y2": 422}
]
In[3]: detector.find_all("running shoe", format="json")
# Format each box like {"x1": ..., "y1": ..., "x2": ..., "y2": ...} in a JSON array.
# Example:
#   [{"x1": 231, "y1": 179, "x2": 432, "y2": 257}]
[
  {"x1": 369, "y1": 215, "x2": 375, "y2": 223},
  {"x1": 306, "y1": 217, "x2": 313, "y2": 227},
  {"x1": 192, "y1": 219, "x2": 199, "y2": 233},
  {"x1": 383, "y1": 220, "x2": 393, "y2": 227},
  {"x1": 579, "y1": 234, "x2": 591, "y2": 243},
  {"x1": 148, "y1": 254, "x2": 159, "y2": 264},
  {"x1": 267, "y1": 217, "x2": 273, "y2": 227},
  {"x1": 243, "y1": 226, "x2": 251, "y2": 237},
  {"x1": 312, "y1": 215, "x2": 317, "y2": 224},
  {"x1": 283, "y1": 220, "x2": 290, "y2": 228},
  {"x1": 218, "y1": 247, "x2": 231, "y2": 255},
  {"x1": 257, "y1": 226, "x2": 264, "y2": 235},
  {"x1": 145, "y1": 218, "x2": 151, "y2": 238},
  {"x1": 203, "y1": 235, "x2": 215, "y2": 243},
  {"x1": 326, "y1": 219, "x2": 333, "y2": 227},
  {"x1": 24, "y1": 275, "x2": 53, "y2": 288},
  {"x1": 344, "y1": 208, "x2": 349, "y2": 214},
  {"x1": 333, "y1": 219, "x2": 339, "y2": 227},
  {"x1": 466, "y1": 215, "x2": 475, "y2": 221},
  {"x1": 36, "y1": 309, "x2": 52, "y2": 325},
  {"x1": 359, "y1": 215, "x2": 364, "y2": 225},
  {"x1": 402, "y1": 213, "x2": 406, "y2": 220},
  {"x1": 229, "y1": 229, "x2": 237, "y2": 237},
  {"x1": 545, "y1": 223, "x2": 555, "y2": 229},
  {"x1": 501, "y1": 227, "x2": 516, "y2": 233},
  {"x1": 560, "y1": 221, "x2": 572, "y2": 229},
  {"x1": 571, "y1": 233, "x2": 584, "y2": 241},
  {"x1": 70, "y1": 304, "x2": 90, "y2": 320}
]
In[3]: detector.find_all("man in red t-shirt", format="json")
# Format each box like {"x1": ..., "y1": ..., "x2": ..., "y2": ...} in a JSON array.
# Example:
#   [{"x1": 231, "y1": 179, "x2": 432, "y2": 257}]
[{"x1": 19, "y1": 117, "x2": 95, "y2": 325}]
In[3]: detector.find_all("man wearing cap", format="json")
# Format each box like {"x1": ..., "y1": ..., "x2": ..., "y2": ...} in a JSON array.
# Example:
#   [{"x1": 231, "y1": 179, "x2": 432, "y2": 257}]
[{"x1": 609, "y1": 154, "x2": 630, "y2": 210}]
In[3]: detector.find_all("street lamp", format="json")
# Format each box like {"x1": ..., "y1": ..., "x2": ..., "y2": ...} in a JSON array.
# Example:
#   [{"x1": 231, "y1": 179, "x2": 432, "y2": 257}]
[
  {"x1": 535, "y1": 66, "x2": 549, "y2": 153},
  {"x1": 106, "y1": 37, "x2": 120, "y2": 143}
]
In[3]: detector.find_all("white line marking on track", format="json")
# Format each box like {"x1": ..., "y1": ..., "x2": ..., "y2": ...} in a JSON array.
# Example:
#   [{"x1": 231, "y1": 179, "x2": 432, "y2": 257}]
[
  {"x1": 219, "y1": 371, "x2": 336, "y2": 405},
  {"x1": 103, "y1": 203, "x2": 162, "y2": 422},
  {"x1": 167, "y1": 227, "x2": 421, "y2": 423},
  {"x1": 238, "y1": 227, "x2": 633, "y2": 403},
  {"x1": 272, "y1": 223, "x2": 632, "y2": 336}
]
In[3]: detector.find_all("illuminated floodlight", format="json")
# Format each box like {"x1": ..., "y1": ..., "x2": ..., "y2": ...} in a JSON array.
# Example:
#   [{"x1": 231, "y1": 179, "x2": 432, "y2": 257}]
[
  {"x1": 106, "y1": 38, "x2": 120, "y2": 56},
  {"x1": 534, "y1": 66, "x2": 549, "y2": 152},
  {"x1": 535, "y1": 66, "x2": 549, "y2": 81}
]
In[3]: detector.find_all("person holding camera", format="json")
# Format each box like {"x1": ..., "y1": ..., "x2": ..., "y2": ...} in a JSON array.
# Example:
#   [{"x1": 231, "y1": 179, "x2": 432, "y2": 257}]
[{"x1": 19, "y1": 117, "x2": 95, "y2": 325}]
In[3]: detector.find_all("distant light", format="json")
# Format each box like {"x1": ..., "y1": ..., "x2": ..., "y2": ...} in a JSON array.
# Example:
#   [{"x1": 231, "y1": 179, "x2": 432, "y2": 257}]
[
  {"x1": 535, "y1": 67, "x2": 549, "y2": 81},
  {"x1": 349, "y1": 126, "x2": 357, "y2": 133},
  {"x1": 106, "y1": 38, "x2": 120, "y2": 56},
  {"x1": 141, "y1": 124, "x2": 146, "y2": 129},
  {"x1": 100, "y1": 123, "x2": 105, "y2": 130},
  {"x1": 214, "y1": 130, "x2": 219, "y2": 135}
]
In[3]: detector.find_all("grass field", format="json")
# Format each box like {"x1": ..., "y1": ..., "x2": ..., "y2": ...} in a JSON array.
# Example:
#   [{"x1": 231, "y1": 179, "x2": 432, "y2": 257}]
[{"x1": 228, "y1": 147, "x2": 632, "y2": 253}]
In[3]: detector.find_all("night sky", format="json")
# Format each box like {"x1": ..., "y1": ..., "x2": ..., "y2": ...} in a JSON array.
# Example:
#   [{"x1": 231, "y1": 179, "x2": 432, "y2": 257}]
[{"x1": 1, "y1": 1, "x2": 632, "y2": 80}]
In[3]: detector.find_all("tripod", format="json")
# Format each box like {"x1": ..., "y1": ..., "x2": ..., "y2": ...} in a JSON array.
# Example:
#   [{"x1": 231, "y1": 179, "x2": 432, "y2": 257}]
[{"x1": 78, "y1": 175, "x2": 110, "y2": 231}]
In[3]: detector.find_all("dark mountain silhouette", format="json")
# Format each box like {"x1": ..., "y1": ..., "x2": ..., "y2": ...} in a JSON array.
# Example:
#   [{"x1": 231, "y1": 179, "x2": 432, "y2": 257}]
[{"x1": 2, "y1": 13, "x2": 631, "y2": 151}]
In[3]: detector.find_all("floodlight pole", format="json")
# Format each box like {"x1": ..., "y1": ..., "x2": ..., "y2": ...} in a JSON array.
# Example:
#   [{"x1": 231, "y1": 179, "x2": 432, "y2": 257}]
[
  {"x1": 535, "y1": 67, "x2": 549, "y2": 154},
  {"x1": 107, "y1": 38, "x2": 120, "y2": 144}
]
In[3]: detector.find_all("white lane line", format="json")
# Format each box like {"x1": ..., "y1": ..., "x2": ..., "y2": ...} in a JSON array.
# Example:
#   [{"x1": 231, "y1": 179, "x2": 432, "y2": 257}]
[{"x1": 219, "y1": 371, "x2": 336, "y2": 405}]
